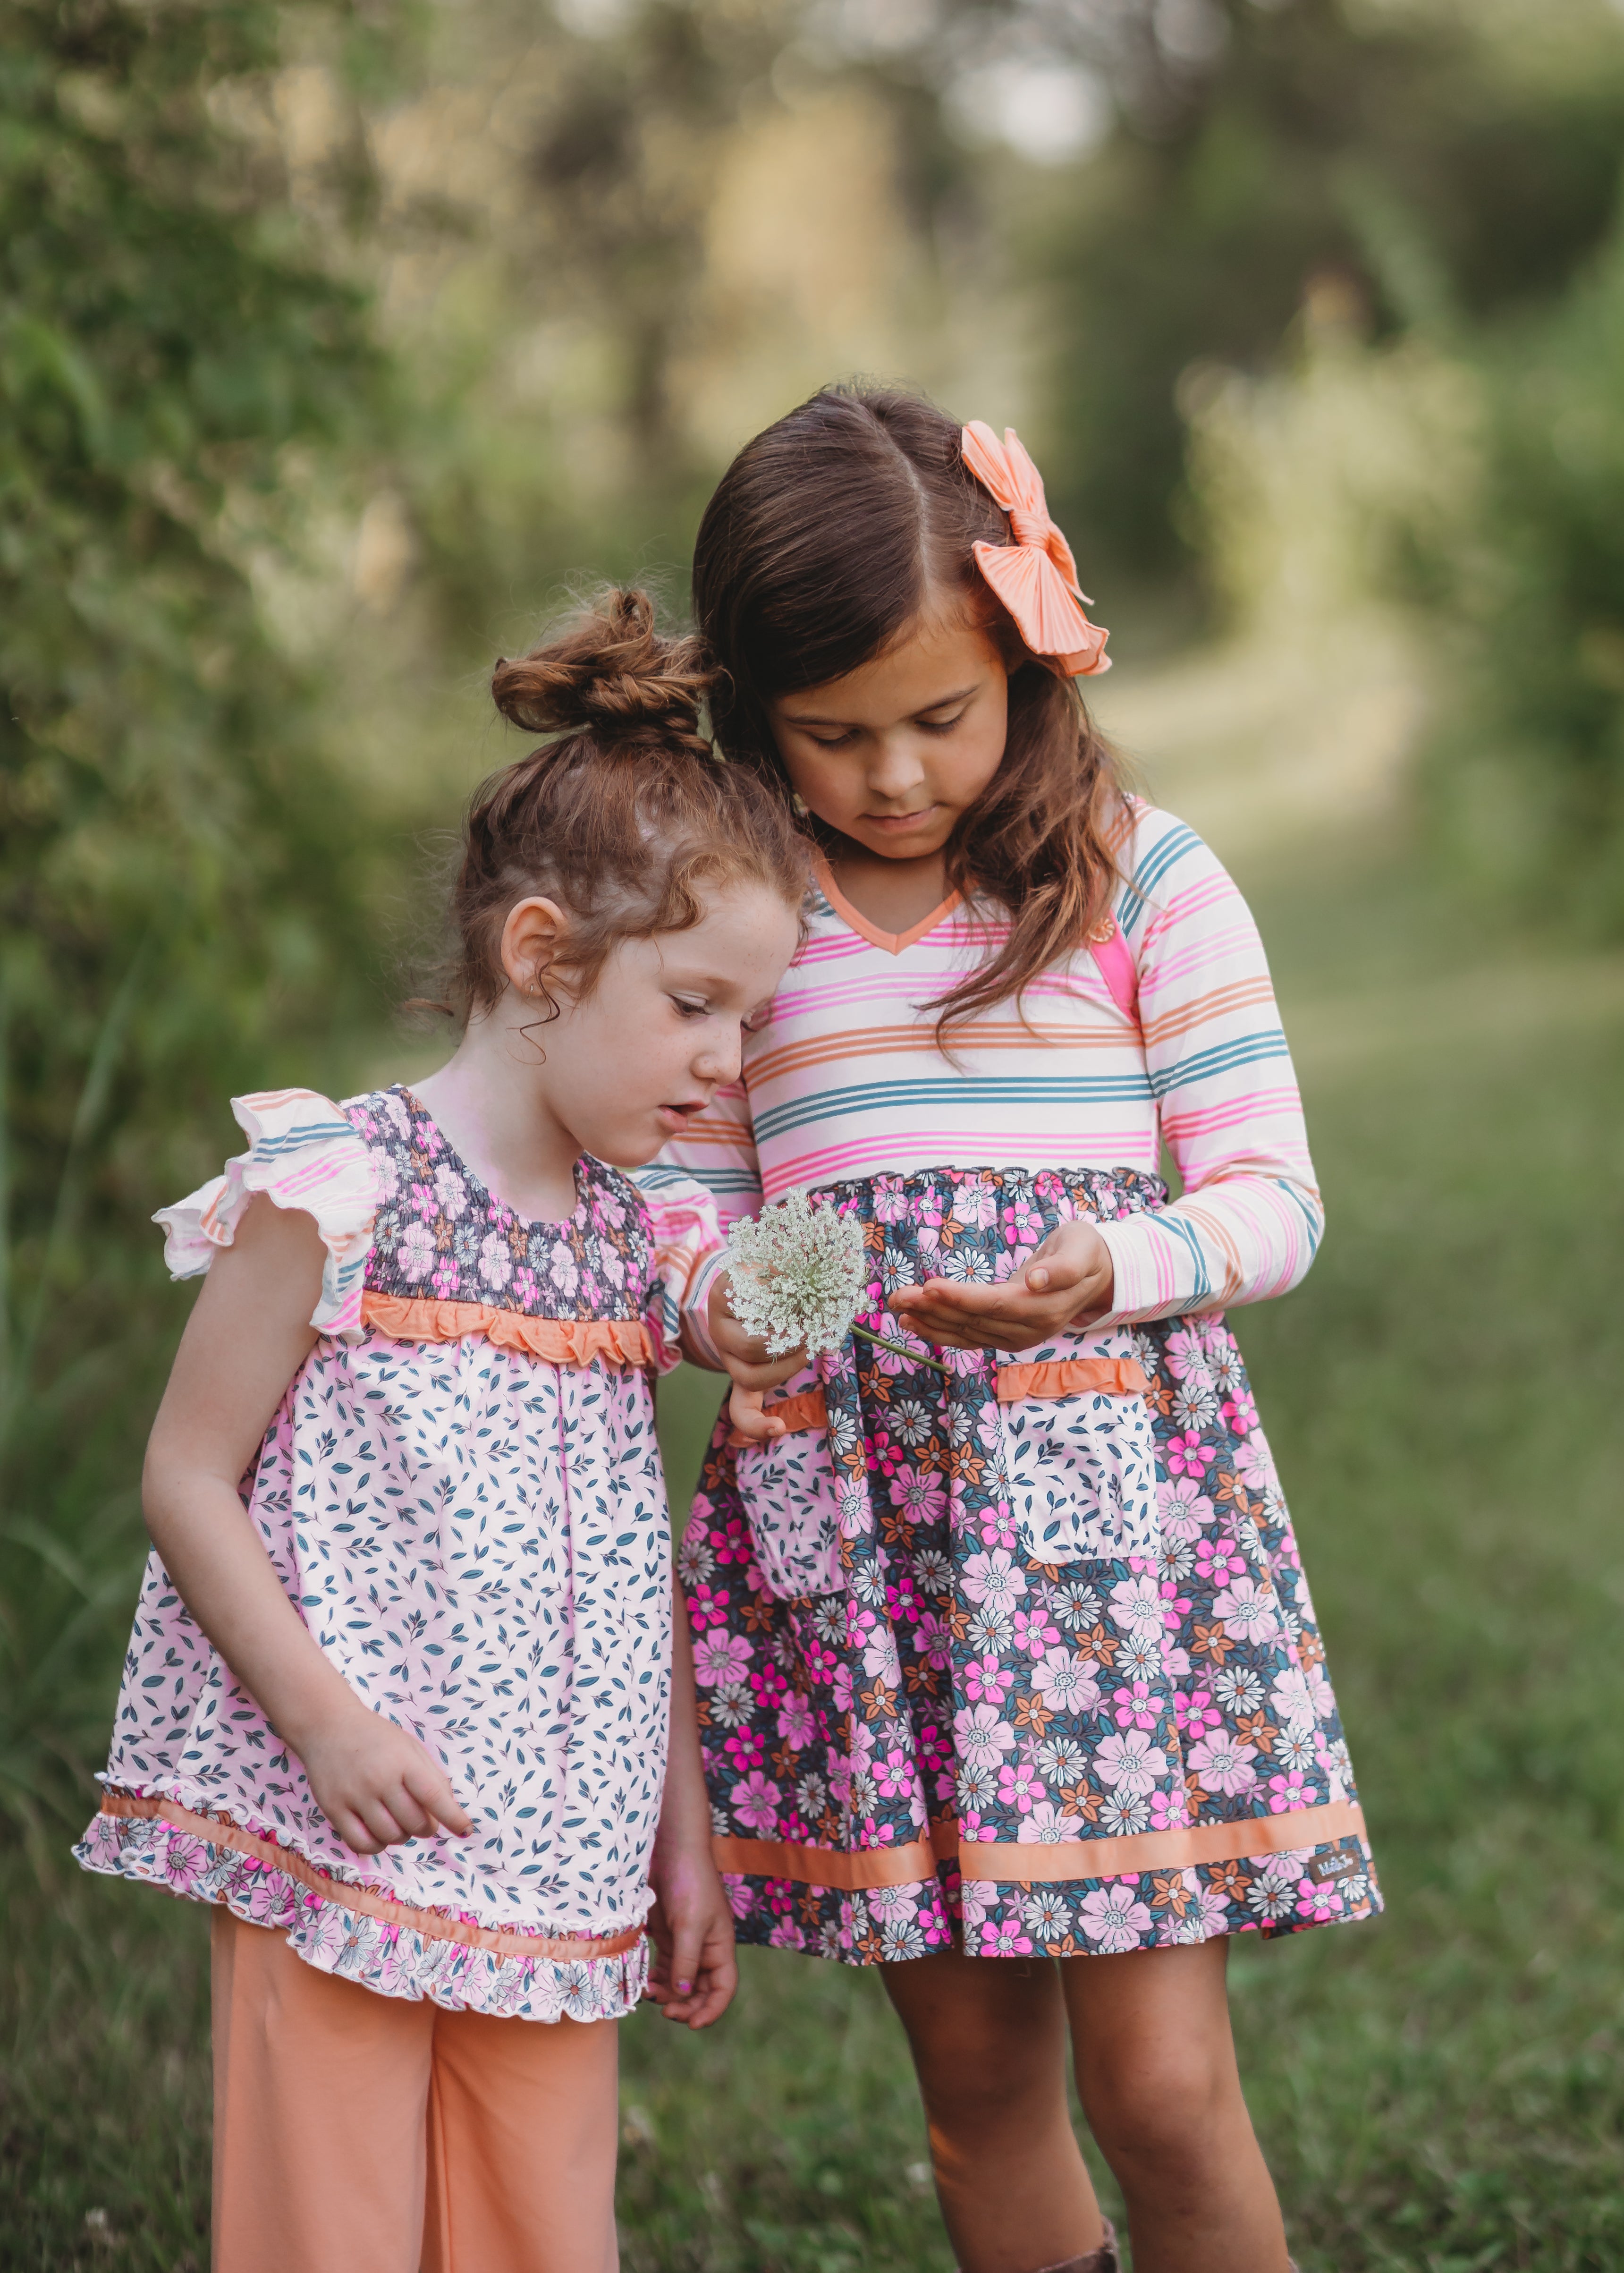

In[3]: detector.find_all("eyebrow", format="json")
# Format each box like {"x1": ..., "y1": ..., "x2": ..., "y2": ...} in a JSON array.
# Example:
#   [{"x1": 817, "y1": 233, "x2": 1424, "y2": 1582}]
[{"x1": 780, "y1": 682, "x2": 980, "y2": 728}]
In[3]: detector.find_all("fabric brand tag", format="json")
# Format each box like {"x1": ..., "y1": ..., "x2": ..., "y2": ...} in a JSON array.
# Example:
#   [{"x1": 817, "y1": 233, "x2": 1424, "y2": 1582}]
[{"x1": 1306, "y1": 1847, "x2": 1363, "y2": 1885}]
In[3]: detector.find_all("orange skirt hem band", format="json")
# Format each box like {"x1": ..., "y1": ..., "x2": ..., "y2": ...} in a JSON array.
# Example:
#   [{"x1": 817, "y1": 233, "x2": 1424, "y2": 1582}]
[
  {"x1": 98, "y1": 1795, "x2": 645, "y2": 1961},
  {"x1": 360, "y1": 1293, "x2": 651, "y2": 1368},
  {"x1": 713, "y1": 1798, "x2": 1366, "y2": 1889},
  {"x1": 729, "y1": 1357, "x2": 1150, "y2": 1447}
]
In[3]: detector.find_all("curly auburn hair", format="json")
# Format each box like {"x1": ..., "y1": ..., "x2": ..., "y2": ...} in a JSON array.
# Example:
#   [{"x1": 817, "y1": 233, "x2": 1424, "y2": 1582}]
[
  {"x1": 438, "y1": 587, "x2": 808, "y2": 1021},
  {"x1": 691, "y1": 384, "x2": 1123, "y2": 1040}
]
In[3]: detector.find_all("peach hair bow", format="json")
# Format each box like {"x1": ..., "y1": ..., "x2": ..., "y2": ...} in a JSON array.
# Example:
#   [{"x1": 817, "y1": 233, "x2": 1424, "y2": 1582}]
[{"x1": 960, "y1": 421, "x2": 1110, "y2": 678}]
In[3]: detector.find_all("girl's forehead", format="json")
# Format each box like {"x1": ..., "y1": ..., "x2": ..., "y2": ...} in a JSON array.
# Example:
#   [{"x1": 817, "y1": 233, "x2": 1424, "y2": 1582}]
[{"x1": 775, "y1": 609, "x2": 1004, "y2": 722}]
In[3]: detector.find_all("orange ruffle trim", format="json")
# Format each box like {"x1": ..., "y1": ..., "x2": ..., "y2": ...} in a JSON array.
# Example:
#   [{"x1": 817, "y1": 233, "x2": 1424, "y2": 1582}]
[
  {"x1": 729, "y1": 1357, "x2": 1148, "y2": 1445},
  {"x1": 361, "y1": 1292, "x2": 651, "y2": 1367}
]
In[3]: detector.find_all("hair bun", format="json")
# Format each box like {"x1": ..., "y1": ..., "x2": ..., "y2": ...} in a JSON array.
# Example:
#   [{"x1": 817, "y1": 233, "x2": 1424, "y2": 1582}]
[{"x1": 491, "y1": 588, "x2": 717, "y2": 763}]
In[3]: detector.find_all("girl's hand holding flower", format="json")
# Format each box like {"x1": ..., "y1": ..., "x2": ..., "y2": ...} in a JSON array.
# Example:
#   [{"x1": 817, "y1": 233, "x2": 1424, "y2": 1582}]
[
  {"x1": 706, "y1": 1273, "x2": 806, "y2": 1443},
  {"x1": 891, "y1": 1217, "x2": 1115, "y2": 1352}
]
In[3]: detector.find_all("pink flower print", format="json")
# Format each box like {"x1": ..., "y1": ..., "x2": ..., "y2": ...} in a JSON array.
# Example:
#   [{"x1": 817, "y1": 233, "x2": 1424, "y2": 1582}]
[
  {"x1": 1211, "y1": 1578, "x2": 1280, "y2": 1644},
  {"x1": 917, "y1": 1723, "x2": 953, "y2": 1778},
  {"x1": 1194, "y1": 1538, "x2": 1246, "y2": 1586},
  {"x1": 1235, "y1": 1434, "x2": 1278, "y2": 1493},
  {"x1": 997, "y1": 1762, "x2": 1045, "y2": 1815},
  {"x1": 886, "y1": 1574, "x2": 925, "y2": 1624},
  {"x1": 1000, "y1": 1198, "x2": 1044, "y2": 1247},
  {"x1": 954, "y1": 1703, "x2": 1017, "y2": 1768},
  {"x1": 1162, "y1": 1326, "x2": 1213, "y2": 1382},
  {"x1": 963, "y1": 1550, "x2": 1026, "y2": 1613},
  {"x1": 410, "y1": 1179, "x2": 437, "y2": 1218},
  {"x1": 596, "y1": 1186, "x2": 628, "y2": 1229},
  {"x1": 1012, "y1": 1605, "x2": 1060, "y2": 1657},
  {"x1": 977, "y1": 1505, "x2": 1019, "y2": 1551},
  {"x1": 1166, "y1": 1430, "x2": 1215, "y2": 1480},
  {"x1": 161, "y1": 1832, "x2": 210, "y2": 1898},
  {"x1": 1079, "y1": 1884, "x2": 1155, "y2": 1953},
  {"x1": 1186, "y1": 1734, "x2": 1258, "y2": 1797},
  {"x1": 732, "y1": 1772, "x2": 782, "y2": 1835},
  {"x1": 599, "y1": 1247, "x2": 626, "y2": 1289},
  {"x1": 1175, "y1": 1687, "x2": 1223, "y2": 1739},
  {"x1": 479, "y1": 1230, "x2": 513, "y2": 1292},
  {"x1": 1295, "y1": 1875, "x2": 1343, "y2": 1924},
  {"x1": 1269, "y1": 1665, "x2": 1316, "y2": 1728},
  {"x1": 512, "y1": 1264, "x2": 540, "y2": 1309},
  {"x1": 1158, "y1": 1475, "x2": 1215, "y2": 1544},
  {"x1": 1159, "y1": 1580, "x2": 1193, "y2": 1630},
  {"x1": 1023, "y1": 1802, "x2": 1077, "y2": 1845},
  {"x1": 551, "y1": 1250, "x2": 579, "y2": 1298},
  {"x1": 841, "y1": 1604, "x2": 878, "y2": 1654},
  {"x1": 1112, "y1": 1680, "x2": 1159, "y2": 1732},
  {"x1": 1033, "y1": 1648, "x2": 1100, "y2": 1715},
  {"x1": 693, "y1": 1630, "x2": 753, "y2": 1687},
  {"x1": 874, "y1": 1746, "x2": 916, "y2": 1801},
  {"x1": 1148, "y1": 1789, "x2": 1189, "y2": 1832},
  {"x1": 873, "y1": 1179, "x2": 910, "y2": 1224},
  {"x1": 1095, "y1": 1729, "x2": 1167, "y2": 1797},
  {"x1": 1268, "y1": 1770, "x2": 1320, "y2": 1815},
  {"x1": 1221, "y1": 1389, "x2": 1259, "y2": 1436},
  {"x1": 804, "y1": 1642, "x2": 839, "y2": 1686},
  {"x1": 434, "y1": 1164, "x2": 469, "y2": 1218},
  {"x1": 724, "y1": 1728, "x2": 766, "y2": 1773},
  {"x1": 397, "y1": 1221, "x2": 435, "y2": 1281},
  {"x1": 889, "y1": 1470, "x2": 947, "y2": 1524},
  {"x1": 981, "y1": 1918, "x2": 1034, "y2": 1956},
  {"x1": 914, "y1": 1611, "x2": 953, "y2": 1671},
  {"x1": 431, "y1": 1258, "x2": 460, "y2": 1298},
  {"x1": 1107, "y1": 1572, "x2": 1164, "y2": 1640},
  {"x1": 964, "y1": 1655, "x2": 1014, "y2": 1707},
  {"x1": 831, "y1": 1664, "x2": 855, "y2": 1713}
]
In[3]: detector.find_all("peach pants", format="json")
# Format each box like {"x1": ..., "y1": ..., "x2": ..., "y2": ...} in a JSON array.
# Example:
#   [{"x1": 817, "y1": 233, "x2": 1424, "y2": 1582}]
[{"x1": 211, "y1": 1911, "x2": 620, "y2": 2273}]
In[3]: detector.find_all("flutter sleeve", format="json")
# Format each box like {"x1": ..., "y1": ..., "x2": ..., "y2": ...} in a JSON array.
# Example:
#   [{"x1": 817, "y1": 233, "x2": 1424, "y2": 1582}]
[
  {"x1": 1092, "y1": 808, "x2": 1324, "y2": 1324},
  {"x1": 634, "y1": 1169, "x2": 726, "y2": 1373},
  {"x1": 154, "y1": 1088, "x2": 381, "y2": 1338},
  {"x1": 647, "y1": 1076, "x2": 764, "y2": 1367}
]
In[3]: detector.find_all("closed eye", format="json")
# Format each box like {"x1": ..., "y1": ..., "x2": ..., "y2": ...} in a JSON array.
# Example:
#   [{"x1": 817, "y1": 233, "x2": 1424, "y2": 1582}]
[{"x1": 918, "y1": 706, "x2": 971, "y2": 735}]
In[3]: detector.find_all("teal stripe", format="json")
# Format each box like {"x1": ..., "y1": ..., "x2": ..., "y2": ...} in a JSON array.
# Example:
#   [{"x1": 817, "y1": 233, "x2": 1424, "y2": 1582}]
[
  {"x1": 1118, "y1": 822, "x2": 1201, "y2": 939},
  {"x1": 248, "y1": 1118, "x2": 356, "y2": 1154},
  {"x1": 1150, "y1": 1032, "x2": 1291, "y2": 1097}
]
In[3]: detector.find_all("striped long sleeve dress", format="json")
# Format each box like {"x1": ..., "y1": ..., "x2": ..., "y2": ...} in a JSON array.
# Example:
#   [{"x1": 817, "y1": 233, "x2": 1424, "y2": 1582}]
[{"x1": 645, "y1": 797, "x2": 1379, "y2": 1963}]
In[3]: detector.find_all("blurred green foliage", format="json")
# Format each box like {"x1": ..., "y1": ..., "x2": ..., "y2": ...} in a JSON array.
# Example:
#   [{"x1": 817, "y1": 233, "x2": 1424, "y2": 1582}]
[{"x1": 0, "y1": 0, "x2": 400, "y2": 1843}]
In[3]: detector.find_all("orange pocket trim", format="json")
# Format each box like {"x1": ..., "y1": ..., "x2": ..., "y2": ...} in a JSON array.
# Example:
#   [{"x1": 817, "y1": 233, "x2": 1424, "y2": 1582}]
[
  {"x1": 361, "y1": 1292, "x2": 650, "y2": 1367},
  {"x1": 994, "y1": 1357, "x2": 1149, "y2": 1403},
  {"x1": 727, "y1": 1386, "x2": 828, "y2": 1449}
]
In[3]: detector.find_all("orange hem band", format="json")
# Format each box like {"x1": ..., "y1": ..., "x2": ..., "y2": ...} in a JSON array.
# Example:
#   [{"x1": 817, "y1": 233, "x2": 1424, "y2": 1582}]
[
  {"x1": 713, "y1": 1801, "x2": 1365, "y2": 1890},
  {"x1": 361, "y1": 1293, "x2": 650, "y2": 1368},
  {"x1": 99, "y1": 1795, "x2": 646, "y2": 1961}
]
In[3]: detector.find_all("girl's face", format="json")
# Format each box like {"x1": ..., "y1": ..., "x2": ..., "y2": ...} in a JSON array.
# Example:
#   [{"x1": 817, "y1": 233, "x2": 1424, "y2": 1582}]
[
  {"x1": 766, "y1": 611, "x2": 1009, "y2": 864},
  {"x1": 510, "y1": 879, "x2": 801, "y2": 1169}
]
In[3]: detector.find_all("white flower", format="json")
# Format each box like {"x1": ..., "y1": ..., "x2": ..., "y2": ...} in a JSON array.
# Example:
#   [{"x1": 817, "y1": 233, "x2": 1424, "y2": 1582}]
[{"x1": 723, "y1": 1190, "x2": 867, "y2": 1358}]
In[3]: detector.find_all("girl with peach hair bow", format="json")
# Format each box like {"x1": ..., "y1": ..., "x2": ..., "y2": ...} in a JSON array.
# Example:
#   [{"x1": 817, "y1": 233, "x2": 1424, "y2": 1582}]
[{"x1": 647, "y1": 384, "x2": 1377, "y2": 2273}]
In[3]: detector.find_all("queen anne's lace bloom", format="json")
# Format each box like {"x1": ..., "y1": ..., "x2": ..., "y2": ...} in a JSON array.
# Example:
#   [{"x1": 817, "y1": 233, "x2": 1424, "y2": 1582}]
[{"x1": 723, "y1": 1190, "x2": 867, "y2": 1357}]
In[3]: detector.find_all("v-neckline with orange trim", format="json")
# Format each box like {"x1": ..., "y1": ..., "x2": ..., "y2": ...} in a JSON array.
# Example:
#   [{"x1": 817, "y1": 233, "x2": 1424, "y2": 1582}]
[{"x1": 813, "y1": 855, "x2": 962, "y2": 957}]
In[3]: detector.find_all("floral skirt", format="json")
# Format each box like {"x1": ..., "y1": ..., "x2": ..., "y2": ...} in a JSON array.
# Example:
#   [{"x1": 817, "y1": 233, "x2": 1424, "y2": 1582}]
[{"x1": 680, "y1": 1165, "x2": 1379, "y2": 1962}]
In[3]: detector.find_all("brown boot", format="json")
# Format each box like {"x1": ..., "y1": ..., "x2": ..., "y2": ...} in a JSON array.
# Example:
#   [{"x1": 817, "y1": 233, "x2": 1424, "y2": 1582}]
[{"x1": 1031, "y1": 2222, "x2": 1118, "y2": 2273}]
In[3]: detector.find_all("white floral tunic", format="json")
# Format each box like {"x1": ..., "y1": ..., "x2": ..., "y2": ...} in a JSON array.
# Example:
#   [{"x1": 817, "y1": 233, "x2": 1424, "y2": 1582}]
[{"x1": 75, "y1": 1087, "x2": 719, "y2": 2022}]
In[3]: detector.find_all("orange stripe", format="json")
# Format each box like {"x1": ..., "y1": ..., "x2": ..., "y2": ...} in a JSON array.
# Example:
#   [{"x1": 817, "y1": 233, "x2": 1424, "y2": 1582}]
[
  {"x1": 994, "y1": 1358, "x2": 1149, "y2": 1402},
  {"x1": 99, "y1": 1796, "x2": 645, "y2": 1960},
  {"x1": 814, "y1": 860, "x2": 962, "y2": 954},
  {"x1": 361, "y1": 1293, "x2": 649, "y2": 1366},
  {"x1": 713, "y1": 1801, "x2": 1365, "y2": 1890},
  {"x1": 727, "y1": 1386, "x2": 828, "y2": 1447}
]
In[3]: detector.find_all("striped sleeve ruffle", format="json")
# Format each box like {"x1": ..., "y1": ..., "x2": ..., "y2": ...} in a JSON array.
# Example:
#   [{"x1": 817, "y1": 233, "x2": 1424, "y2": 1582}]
[
  {"x1": 633, "y1": 1168, "x2": 726, "y2": 1372},
  {"x1": 1093, "y1": 812, "x2": 1323, "y2": 1323},
  {"x1": 153, "y1": 1089, "x2": 380, "y2": 1338}
]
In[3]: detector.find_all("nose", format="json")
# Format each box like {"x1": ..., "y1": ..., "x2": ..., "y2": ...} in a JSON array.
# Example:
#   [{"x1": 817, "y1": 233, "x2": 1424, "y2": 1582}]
[
  {"x1": 693, "y1": 1026, "x2": 741, "y2": 1088},
  {"x1": 865, "y1": 734, "x2": 927, "y2": 805}
]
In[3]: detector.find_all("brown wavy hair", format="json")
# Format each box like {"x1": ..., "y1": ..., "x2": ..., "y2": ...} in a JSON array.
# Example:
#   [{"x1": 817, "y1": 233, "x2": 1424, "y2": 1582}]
[
  {"x1": 436, "y1": 587, "x2": 808, "y2": 1022},
  {"x1": 692, "y1": 384, "x2": 1123, "y2": 1040}
]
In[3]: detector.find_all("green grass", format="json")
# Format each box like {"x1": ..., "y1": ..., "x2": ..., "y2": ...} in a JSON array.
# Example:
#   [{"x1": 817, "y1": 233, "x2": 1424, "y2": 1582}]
[{"x1": 5, "y1": 841, "x2": 1623, "y2": 2270}]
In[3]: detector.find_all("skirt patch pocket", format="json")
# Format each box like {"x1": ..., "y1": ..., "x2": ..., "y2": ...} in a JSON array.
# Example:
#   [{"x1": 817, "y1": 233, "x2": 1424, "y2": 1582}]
[
  {"x1": 731, "y1": 1387, "x2": 858, "y2": 1600},
  {"x1": 996, "y1": 1352, "x2": 1159, "y2": 1566}
]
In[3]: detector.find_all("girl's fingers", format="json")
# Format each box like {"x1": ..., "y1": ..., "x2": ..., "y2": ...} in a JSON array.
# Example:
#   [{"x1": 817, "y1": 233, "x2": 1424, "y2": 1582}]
[
  {"x1": 728, "y1": 1383, "x2": 784, "y2": 1442},
  {"x1": 405, "y1": 1758, "x2": 474, "y2": 1837}
]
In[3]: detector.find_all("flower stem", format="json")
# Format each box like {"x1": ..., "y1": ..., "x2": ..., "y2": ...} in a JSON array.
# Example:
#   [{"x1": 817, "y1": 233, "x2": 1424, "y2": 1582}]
[{"x1": 850, "y1": 1322, "x2": 951, "y2": 1375}]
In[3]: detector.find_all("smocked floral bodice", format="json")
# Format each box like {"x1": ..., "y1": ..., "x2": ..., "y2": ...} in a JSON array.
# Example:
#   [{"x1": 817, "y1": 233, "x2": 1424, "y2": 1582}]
[{"x1": 344, "y1": 1086, "x2": 654, "y2": 1320}]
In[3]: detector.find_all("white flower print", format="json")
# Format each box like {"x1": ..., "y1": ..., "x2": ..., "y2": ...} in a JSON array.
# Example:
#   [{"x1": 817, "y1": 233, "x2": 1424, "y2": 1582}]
[
  {"x1": 1023, "y1": 1888, "x2": 1073, "y2": 1936},
  {"x1": 1098, "y1": 1791, "x2": 1151, "y2": 1838},
  {"x1": 966, "y1": 1604, "x2": 1015, "y2": 1655},
  {"x1": 1273, "y1": 1725, "x2": 1317, "y2": 1772},
  {"x1": 1035, "y1": 1736, "x2": 1088, "y2": 1783},
  {"x1": 957, "y1": 1763, "x2": 998, "y2": 1812},
  {"x1": 1171, "y1": 1381, "x2": 1218, "y2": 1432},
  {"x1": 1212, "y1": 1665, "x2": 1264, "y2": 1715}
]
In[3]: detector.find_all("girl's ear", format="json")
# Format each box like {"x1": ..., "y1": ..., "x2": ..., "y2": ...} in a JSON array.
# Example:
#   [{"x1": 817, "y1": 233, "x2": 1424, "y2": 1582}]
[{"x1": 499, "y1": 896, "x2": 570, "y2": 998}]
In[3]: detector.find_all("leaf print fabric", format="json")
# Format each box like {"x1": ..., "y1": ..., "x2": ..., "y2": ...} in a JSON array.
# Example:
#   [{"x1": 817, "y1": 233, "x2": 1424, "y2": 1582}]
[
  {"x1": 682, "y1": 1165, "x2": 1380, "y2": 1964},
  {"x1": 77, "y1": 1087, "x2": 721, "y2": 2021}
]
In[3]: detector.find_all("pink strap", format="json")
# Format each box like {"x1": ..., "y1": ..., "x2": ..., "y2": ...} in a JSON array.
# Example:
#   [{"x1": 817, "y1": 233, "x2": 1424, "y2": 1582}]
[{"x1": 1090, "y1": 922, "x2": 1138, "y2": 1024}]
